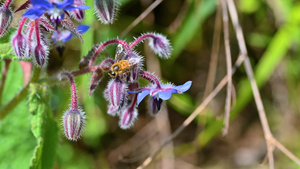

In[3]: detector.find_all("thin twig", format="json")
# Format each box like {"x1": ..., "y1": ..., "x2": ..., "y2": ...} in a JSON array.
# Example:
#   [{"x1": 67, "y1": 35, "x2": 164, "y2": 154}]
[
  {"x1": 221, "y1": 0, "x2": 232, "y2": 136},
  {"x1": 0, "y1": 59, "x2": 11, "y2": 106},
  {"x1": 226, "y1": 0, "x2": 300, "y2": 168},
  {"x1": 137, "y1": 53, "x2": 246, "y2": 169},
  {"x1": 120, "y1": 0, "x2": 163, "y2": 37},
  {"x1": 225, "y1": 0, "x2": 275, "y2": 168},
  {"x1": 202, "y1": 1, "x2": 222, "y2": 99}
]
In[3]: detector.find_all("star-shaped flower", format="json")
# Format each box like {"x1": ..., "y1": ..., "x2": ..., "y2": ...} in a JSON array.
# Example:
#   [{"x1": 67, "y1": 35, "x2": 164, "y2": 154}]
[
  {"x1": 130, "y1": 80, "x2": 192, "y2": 105},
  {"x1": 23, "y1": 0, "x2": 90, "y2": 24}
]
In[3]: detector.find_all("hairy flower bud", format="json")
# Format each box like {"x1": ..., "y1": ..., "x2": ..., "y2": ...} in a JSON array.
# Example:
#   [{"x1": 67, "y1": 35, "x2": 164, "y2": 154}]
[
  {"x1": 119, "y1": 104, "x2": 138, "y2": 129},
  {"x1": 63, "y1": 109, "x2": 86, "y2": 141},
  {"x1": 107, "y1": 79, "x2": 128, "y2": 111},
  {"x1": 12, "y1": 33, "x2": 26, "y2": 59},
  {"x1": 0, "y1": 6, "x2": 13, "y2": 37},
  {"x1": 34, "y1": 44, "x2": 47, "y2": 66},
  {"x1": 94, "y1": 0, "x2": 118, "y2": 24},
  {"x1": 148, "y1": 33, "x2": 172, "y2": 59}
]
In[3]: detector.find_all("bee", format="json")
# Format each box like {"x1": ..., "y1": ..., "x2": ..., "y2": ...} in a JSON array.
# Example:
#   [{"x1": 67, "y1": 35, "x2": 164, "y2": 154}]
[
  {"x1": 108, "y1": 60, "x2": 133, "y2": 79},
  {"x1": 108, "y1": 45, "x2": 141, "y2": 81}
]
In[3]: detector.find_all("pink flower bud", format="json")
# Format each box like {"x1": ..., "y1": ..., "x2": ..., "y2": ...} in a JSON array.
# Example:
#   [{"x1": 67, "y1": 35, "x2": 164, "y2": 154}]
[
  {"x1": 94, "y1": 0, "x2": 118, "y2": 24},
  {"x1": 12, "y1": 33, "x2": 26, "y2": 59},
  {"x1": 119, "y1": 104, "x2": 138, "y2": 129},
  {"x1": 34, "y1": 44, "x2": 47, "y2": 66},
  {"x1": 0, "y1": 6, "x2": 13, "y2": 37},
  {"x1": 148, "y1": 33, "x2": 172, "y2": 59},
  {"x1": 107, "y1": 79, "x2": 128, "y2": 110},
  {"x1": 63, "y1": 109, "x2": 86, "y2": 141}
]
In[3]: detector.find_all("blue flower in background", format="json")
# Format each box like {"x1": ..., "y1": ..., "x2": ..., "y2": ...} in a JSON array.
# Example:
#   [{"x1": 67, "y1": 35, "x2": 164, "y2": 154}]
[
  {"x1": 51, "y1": 24, "x2": 89, "y2": 56},
  {"x1": 51, "y1": 24, "x2": 89, "y2": 43},
  {"x1": 23, "y1": 0, "x2": 90, "y2": 24}
]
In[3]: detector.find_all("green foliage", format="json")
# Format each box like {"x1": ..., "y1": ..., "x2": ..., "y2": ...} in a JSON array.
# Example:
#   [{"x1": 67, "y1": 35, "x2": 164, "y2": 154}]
[
  {"x1": 29, "y1": 84, "x2": 58, "y2": 169},
  {"x1": 0, "y1": 61, "x2": 35, "y2": 169}
]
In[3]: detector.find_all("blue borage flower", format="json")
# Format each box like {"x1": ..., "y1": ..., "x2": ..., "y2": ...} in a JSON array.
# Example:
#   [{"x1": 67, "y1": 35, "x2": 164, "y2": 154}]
[
  {"x1": 51, "y1": 24, "x2": 89, "y2": 43},
  {"x1": 129, "y1": 81, "x2": 192, "y2": 105},
  {"x1": 23, "y1": 0, "x2": 90, "y2": 23}
]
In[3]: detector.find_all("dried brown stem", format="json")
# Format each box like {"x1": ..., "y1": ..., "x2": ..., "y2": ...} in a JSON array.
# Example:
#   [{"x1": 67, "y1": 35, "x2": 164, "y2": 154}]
[
  {"x1": 226, "y1": 0, "x2": 300, "y2": 168},
  {"x1": 202, "y1": 1, "x2": 222, "y2": 99},
  {"x1": 120, "y1": 0, "x2": 163, "y2": 37},
  {"x1": 221, "y1": 0, "x2": 232, "y2": 136}
]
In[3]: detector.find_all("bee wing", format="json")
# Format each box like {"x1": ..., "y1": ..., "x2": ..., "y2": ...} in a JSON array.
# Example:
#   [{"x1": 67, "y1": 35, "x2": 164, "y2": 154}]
[{"x1": 115, "y1": 44, "x2": 124, "y2": 60}]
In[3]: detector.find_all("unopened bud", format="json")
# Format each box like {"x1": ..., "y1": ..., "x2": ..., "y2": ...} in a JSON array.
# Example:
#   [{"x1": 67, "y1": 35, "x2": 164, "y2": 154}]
[
  {"x1": 148, "y1": 33, "x2": 172, "y2": 59},
  {"x1": 0, "y1": 7, "x2": 13, "y2": 37},
  {"x1": 119, "y1": 105, "x2": 137, "y2": 129},
  {"x1": 94, "y1": 0, "x2": 118, "y2": 24},
  {"x1": 34, "y1": 44, "x2": 47, "y2": 66},
  {"x1": 63, "y1": 109, "x2": 85, "y2": 141},
  {"x1": 107, "y1": 79, "x2": 128, "y2": 110},
  {"x1": 12, "y1": 33, "x2": 26, "y2": 59}
]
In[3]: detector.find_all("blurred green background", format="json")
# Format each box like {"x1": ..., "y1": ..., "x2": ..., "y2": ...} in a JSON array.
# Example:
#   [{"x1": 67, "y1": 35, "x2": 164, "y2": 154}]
[{"x1": 1, "y1": 0, "x2": 300, "y2": 168}]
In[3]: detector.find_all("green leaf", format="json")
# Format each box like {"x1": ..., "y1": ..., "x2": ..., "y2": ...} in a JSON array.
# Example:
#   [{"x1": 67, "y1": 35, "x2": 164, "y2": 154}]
[
  {"x1": 0, "y1": 28, "x2": 16, "y2": 43},
  {"x1": 29, "y1": 84, "x2": 58, "y2": 169},
  {"x1": 0, "y1": 61, "x2": 35, "y2": 169}
]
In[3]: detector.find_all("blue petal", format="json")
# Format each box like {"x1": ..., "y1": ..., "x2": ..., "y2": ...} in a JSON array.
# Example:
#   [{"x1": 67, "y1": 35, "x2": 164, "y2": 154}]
[
  {"x1": 61, "y1": 34, "x2": 73, "y2": 42},
  {"x1": 23, "y1": 8, "x2": 46, "y2": 19},
  {"x1": 158, "y1": 89, "x2": 176, "y2": 100},
  {"x1": 57, "y1": 0, "x2": 75, "y2": 9},
  {"x1": 63, "y1": 6, "x2": 76, "y2": 11},
  {"x1": 77, "y1": 25, "x2": 89, "y2": 34},
  {"x1": 137, "y1": 90, "x2": 150, "y2": 105},
  {"x1": 174, "y1": 81, "x2": 192, "y2": 93},
  {"x1": 76, "y1": 5, "x2": 91, "y2": 10},
  {"x1": 31, "y1": 0, "x2": 52, "y2": 8}
]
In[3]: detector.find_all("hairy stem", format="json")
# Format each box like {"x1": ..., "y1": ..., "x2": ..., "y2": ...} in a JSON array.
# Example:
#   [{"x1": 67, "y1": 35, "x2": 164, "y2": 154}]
[
  {"x1": 3, "y1": 0, "x2": 12, "y2": 9},
  {"x1": 17, "y1": 17, "x2": 27, "y2": 35},
  {"x1": 139, "y1": 71, "x2": 161, "y2": 89},
  {"x1": 130, "y1": 33, "x2": 156, "y2": 48},
  {"x1": 60, "y1": 72, "x2": 78, "y2": 110}
]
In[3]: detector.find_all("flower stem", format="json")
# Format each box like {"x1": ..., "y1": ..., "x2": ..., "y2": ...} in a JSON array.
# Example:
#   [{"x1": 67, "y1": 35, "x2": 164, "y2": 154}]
[
  {"x1": 17, "y1": 17, "x2": 27, "y2": 35},
  {"x1": 130, "y1": 33, "x2": 156, "y2": 48},
  {"x1": 60, "y1": 72, "x2": 78, "y2": 110},
  {"x1": 0, "y1": 59, "x2": 11, "y2": 106},
  {"x1": 139, "y1": 71, "x2": 161, "y2": 88},
  {"x1": 3, "y1": 0, "x2": 12, "y2": 9},
  {"x1": 35, "y1": 19, "x2": 41, "y2": 45},
  {"x1": 89, "y1": 39, "x2": 131, "y2": 67}
]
